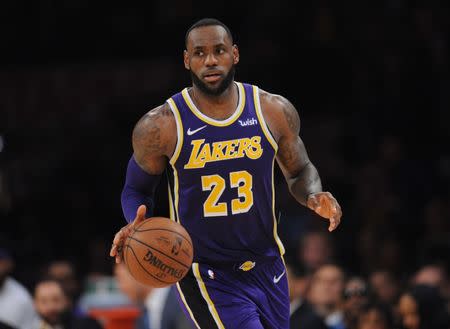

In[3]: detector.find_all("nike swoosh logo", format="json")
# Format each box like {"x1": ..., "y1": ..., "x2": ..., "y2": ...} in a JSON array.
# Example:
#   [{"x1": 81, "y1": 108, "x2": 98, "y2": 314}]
[
  {"x1": 273, "y1": 269, "x2": 286, "y2": 283},
  {"x1": 187, "y1": 125, "x2": 207, "y2": 136}
]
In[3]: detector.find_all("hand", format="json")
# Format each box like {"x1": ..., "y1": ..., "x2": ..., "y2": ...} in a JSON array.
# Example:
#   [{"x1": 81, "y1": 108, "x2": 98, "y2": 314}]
[
  {"x1": 307, "y1": 192, "x2": 342, "y2": 232},
  {"x1": 109, "y1": 205, "x2": 147, "y2": 263}
]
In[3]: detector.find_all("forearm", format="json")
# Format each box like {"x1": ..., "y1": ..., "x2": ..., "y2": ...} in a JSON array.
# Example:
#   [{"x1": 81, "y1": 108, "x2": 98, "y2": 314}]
[
  {"x1": 287, "y1": 161, "x2": 322, "y2": 206},
  {"x1": 121, "y1": 156, "x2": 161, "y2": 223}
]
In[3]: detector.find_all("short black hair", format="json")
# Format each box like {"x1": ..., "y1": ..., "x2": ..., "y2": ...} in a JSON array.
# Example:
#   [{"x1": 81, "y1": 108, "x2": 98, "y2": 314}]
[
  {"x1": 33, "y1": 277, "x2": 65, "y2": 297},
  {"x1": 185, "y1": 18, "x2": 233, "y2": 47},
  {"x1": 359, "y1": 301, "x2": 394, "y2": 328}
]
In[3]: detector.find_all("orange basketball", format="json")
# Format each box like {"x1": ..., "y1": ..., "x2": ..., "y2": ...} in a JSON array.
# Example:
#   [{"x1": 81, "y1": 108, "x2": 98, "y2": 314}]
[{"x1": 123, "y1": 217, "x2": 193, "y2": 288}]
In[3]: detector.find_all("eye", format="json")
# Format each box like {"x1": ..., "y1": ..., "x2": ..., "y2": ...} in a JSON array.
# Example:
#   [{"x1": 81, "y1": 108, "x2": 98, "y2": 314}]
[
  {"x1": 216, "y1": 48, "x2": 225, "y2": 54},
  {"x1": 194, "y1": 50, "x2": 204, "y2": 56}
]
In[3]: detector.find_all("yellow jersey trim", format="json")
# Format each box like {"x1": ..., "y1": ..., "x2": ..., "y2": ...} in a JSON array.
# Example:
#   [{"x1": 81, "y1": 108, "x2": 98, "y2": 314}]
[
  {"x1": 192, "y1": 263, "x2": 226, "y2": 328},
  {"x1": 252, "y1": 86, "x2": 278, "y2": 152},
  {"x1": 171, "y1": 168, "x2": 181, "y2": 224},
  {"x1": 167, "y1": 182, "x2": 176, "y2": 222},
  {"x1": 167, "y1": 98, "x2": 184, "y2": 165},
  {"x1": 167, "y1": 98, "x2": 183, "y2": 223},
  {"x1": 175, "y1": 282, "x2": 201, "y2": 329},
  {"x1": 181, "y1": 82, "x2": 246, "y2": 127},
  {"x1": 271, "y1": 156, "x2": 285, "y2": 256}
]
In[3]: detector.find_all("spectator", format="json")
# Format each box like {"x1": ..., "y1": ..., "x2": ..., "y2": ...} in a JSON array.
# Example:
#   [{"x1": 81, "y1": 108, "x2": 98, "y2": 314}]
[
  {"x1": 369, "y1": 270, "x2": 401, "y2": 307},
  {"x1": 298, "y1": 230, "x2": 335, "y2": 273},
  {"x1": 397, "y1": 284, "x2": 450, "y2": 329},
  {"x1": 45, "y1": 260, "x2": 81, "y2": 311},
  {"x1": 285, "y1": 256, "x2": 327, "y2": 329},
  {"x1": 412, "y1": 263, "x2": 448, "y2": 299},
  {"x1": 343, "y1": 276, "x2": 370, "y2": 329},
  {"x1": 308, "y1": 264, "x2": 346, "y2": 329},
  {"x1": 0, "y1": 240, "x2": 39, "y2": 329},
  {"x1": 114, "y1": 262, "x2": 190, "y2": 329},
  {"x1": 355, "y1": 302, "x2": 394, "y2": 329},
  {"x1": 33, "y1": 278, "x2": 102, "y2": 329}
]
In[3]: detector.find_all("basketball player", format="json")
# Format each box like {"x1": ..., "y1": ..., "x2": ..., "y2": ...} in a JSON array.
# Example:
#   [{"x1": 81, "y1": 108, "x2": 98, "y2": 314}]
[{"x1": 110, "y1": 18, "x2": 342, "y2": 329}]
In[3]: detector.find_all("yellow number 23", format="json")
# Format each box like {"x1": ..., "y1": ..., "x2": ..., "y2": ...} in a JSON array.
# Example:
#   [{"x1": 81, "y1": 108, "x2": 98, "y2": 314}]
[{"x1": 201, "y1": 170, "x2": 253, "y2": 217}]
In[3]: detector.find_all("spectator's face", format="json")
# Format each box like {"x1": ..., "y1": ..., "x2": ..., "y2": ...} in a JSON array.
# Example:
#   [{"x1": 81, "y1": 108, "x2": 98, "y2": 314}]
[
  {"x1": 398, "y1": 294, "x2": 419, "y2": 329},
  {"x1": 357, "y1": 309, "x2": 389, "y2": 329},
  {"x1": 309, "y1": 265, "x2": 345, "y2": 307},
  {"x1": 300, "y1": 233, "x2": 332, "y2": 272},
  {"x1": 344, "y1": 277, "x2": 369, "y2": 316},
  {"x1": 114, "y1": 263, "x2": 149, "y2": 303},
  {"x1": 286, "y1": 264, "x2": 309, "y2": 302},
  {"x1": 413, "y1": 265, "x2": 445, "y2": 290},
  {"x1": 370, "y1": 271, "x2": 399, "y2": 304},
  {"x1": 34, "y1": 281, "x2": 68, "y2": 325},
  {"x1": 47, "y1": 261, "x2": 78, "y2": 302}
]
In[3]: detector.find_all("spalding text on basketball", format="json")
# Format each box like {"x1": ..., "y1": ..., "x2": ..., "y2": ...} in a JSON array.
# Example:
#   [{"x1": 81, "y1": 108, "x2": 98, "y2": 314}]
[{"x1": 143, "y1": 249, "x2": 185, "y2": 278}]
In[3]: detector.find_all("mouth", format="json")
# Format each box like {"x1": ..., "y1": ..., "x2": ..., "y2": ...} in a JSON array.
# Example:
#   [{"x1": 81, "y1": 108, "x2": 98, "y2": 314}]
[{"x1": 203, "y1": 71, "x2": 223, "y2": 83}]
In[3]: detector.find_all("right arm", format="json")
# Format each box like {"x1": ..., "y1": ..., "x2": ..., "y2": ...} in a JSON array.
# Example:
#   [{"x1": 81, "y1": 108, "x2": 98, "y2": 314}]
[
  {"x1": 110, "y1": 102, "x2": 177, "y2": 262},
  {"x1": 120, "y1": 103, "x2": 177, "y2": 222}
]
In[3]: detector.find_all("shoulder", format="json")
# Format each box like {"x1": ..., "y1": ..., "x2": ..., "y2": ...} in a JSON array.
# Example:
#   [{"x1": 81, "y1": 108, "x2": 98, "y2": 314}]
[
  {"x1": 132, "y1": 102, "x2": 177, "y2": 158},
  {"x1": 133, "y1": 102, "x2": 176, "y2": 140},
  {"x1": 258, "y1": 88, "x2": 300, "y2": 142}
]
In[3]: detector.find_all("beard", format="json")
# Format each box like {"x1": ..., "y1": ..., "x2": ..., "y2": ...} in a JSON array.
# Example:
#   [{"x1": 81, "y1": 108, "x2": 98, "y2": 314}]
[
  {"x1": 40, "y1": 310, "x2": 64, "y2": 326},
  {"x1": 190, "y1": 65, "x2": 235, "y2": 96}
]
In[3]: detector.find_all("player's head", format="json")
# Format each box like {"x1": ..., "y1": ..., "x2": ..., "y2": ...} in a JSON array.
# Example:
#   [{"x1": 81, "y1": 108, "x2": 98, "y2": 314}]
[{"x1": 184, "y1": 18, "x2": 239, "y2": 96}]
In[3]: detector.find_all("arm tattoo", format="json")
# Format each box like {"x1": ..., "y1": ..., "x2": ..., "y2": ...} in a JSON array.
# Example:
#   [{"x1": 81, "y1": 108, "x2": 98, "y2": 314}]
[
  {"x1": 133, "y1": 113, "x2": 162, "y2": 154},
  {"x1": 280, "y1": 97, "x2": 300, "y2": 134},
  {"x1": 275, "y1": 96, "x2": 321, "y2": 205},
  {"x1": 132, "y1": 103, "x2": 172, "y2": 164}
]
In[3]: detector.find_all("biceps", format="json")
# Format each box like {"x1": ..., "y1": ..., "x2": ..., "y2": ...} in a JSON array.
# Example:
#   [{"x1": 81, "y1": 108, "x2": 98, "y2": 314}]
[{"x1": 276, "y1": 136, "x2": 310, "y2": 178}]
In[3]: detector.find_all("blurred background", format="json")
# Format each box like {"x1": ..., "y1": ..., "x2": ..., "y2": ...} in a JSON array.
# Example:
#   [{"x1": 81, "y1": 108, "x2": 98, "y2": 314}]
[{"x1": 1, "y1": 1, "x2": 449, "y2": 329}]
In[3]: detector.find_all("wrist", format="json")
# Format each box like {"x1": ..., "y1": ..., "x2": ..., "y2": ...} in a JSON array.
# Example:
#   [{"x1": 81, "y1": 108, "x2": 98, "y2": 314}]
[{"x1": 306, "y1": 192, "x2": 321, "y2": 210}]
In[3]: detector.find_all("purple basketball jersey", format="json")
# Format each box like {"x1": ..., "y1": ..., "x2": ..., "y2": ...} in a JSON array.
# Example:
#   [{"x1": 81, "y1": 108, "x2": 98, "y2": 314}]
[{"x1": 166, "y1": 82, "x2": 285, "y2": 265}]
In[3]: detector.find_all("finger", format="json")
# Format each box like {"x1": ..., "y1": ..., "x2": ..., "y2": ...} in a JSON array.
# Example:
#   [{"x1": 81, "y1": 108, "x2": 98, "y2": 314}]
[
  {"x1": 110, "y1": 244, "x2": 117, "y2": 257},
  {"x1": 112, "y1": 230, "x2": 125, "y2": 246},
  {"x1": 134, "y1": 205, "x2": 147, "y2": 225},
  {"x1": 116, "y1": 244, "x2": 124, "y2": 263},
  {"x1": 330, "y1": 214, "x2": 342, "y2": 231},
  {"x1": 328, "y1": 217, "x2": 337, "y2": 232}
]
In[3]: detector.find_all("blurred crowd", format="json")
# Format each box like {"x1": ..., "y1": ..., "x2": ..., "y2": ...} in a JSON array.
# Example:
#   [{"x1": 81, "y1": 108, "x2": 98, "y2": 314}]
[
  {"x1": 1, "y1": 236, "x2": 449, "y2": 329},
  {"x1": 1, "y1": 0, "x2": 450, "y2": 328}
]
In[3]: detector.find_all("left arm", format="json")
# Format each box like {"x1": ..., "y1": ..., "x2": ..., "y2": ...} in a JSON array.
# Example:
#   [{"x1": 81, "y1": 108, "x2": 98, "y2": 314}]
[{"x1": 260, "y1": 91, "x2": 342, "y2": 231}]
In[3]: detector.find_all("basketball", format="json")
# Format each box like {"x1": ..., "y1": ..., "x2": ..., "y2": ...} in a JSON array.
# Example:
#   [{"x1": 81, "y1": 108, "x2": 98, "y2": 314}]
[{"x1": 123, "y1": 217, "x2": 193, "y2": 288}]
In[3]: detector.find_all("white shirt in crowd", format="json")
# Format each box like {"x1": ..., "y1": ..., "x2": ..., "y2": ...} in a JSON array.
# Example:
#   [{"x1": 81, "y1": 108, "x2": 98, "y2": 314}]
[
  {"x1": 145, "y1": 287, "x2": 171, "y2": 329},
  {"x1": 0, "y1": 277, "x2": 39, "y2": 329}
]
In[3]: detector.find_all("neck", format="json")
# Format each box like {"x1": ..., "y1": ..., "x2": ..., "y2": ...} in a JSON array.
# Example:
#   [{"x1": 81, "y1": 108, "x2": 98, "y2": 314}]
[
  {"x1": 190, "y1": 81, "x2": 238, "y2": 120},
  {"x1": 315, "y1": 303, "x2": 339, "y2": 317},
  {"x1": 192, "y1": 80, "x2": 236, "y2": 103}
]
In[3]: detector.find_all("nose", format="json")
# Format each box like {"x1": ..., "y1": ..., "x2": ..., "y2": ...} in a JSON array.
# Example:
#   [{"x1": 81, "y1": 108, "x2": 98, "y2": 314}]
[{"x1": 205, "y1": 53, "x2": 218, "y2": 66}]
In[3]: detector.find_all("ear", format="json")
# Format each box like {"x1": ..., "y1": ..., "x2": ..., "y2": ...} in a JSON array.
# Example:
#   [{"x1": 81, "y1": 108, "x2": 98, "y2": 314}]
[
  {"x1": 183, "y1": 50, "x2": 190, "y2": 70},
  {"x1": 232, "y1": 44, "x2": 240, "y2": 65}
]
